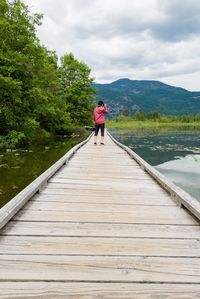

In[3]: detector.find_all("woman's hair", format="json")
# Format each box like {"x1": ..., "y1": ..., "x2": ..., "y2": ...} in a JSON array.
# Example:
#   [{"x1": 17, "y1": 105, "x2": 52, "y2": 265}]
[{"x1": 98, "y1": 100, "x2": 104, "y2": 106}]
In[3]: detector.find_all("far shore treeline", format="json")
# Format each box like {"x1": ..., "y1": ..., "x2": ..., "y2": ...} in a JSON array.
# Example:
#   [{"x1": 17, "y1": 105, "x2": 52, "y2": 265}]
[
  {"x1": 108, "y1": 112, "x2": 200, "y2": 129},
  {"x1": 0, "y1": 0, "x2": 96, "y2": 148}
]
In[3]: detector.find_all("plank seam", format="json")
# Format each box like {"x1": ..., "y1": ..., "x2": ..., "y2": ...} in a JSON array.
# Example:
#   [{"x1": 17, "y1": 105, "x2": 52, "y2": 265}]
[
  {"x1": 10, "y1": 220, "x2": 200, "y2": 226},
  {"x1": 1, "y1": 234, "x2": 199, "y2": 240},
  {"x1": 1, "y1": 254, "x2": 200, "y2": 258},
  {"x1": 0, "y1": 279, "x2": 200, "y2": 284}
]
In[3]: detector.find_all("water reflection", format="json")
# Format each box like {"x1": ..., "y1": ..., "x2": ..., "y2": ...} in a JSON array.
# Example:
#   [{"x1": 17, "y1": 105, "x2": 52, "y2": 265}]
[{"x1": 109, "y1": 128, "x2": 200, "y2": 201}]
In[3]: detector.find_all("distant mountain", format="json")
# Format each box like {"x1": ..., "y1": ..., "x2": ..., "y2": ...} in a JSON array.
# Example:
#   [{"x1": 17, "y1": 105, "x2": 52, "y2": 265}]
[{"x1": 94, "y1": 78, "x2": 200, "y2": 117}]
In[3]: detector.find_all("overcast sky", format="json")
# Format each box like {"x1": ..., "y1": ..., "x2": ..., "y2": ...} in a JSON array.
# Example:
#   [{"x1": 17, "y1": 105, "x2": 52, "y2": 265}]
[{"x1": 23, "y1": 0, "x2": 200, "y2": 91}]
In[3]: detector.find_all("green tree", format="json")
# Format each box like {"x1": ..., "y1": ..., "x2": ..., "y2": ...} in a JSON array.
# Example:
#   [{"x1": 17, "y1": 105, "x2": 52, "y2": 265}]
[
  {"x1": 134, "y1": 111, "x2": 145, "y2": 121},
  {"x1": 194, "y1": 113, "x2": 200, "y2": 122},
  {"x1": 59, "y1": 53, "x2": 95, "y2": 126},
  {"x1": 122, "y1": 108, "x2": 129, "y2": 116},
  {"x1": 0, "y1": 0, "x2": 72, "y2": 147},
  {"x1": 0, "y1": 0, "x2": 43, "y2": 145},
  {"x1": 28, "y1": 48, "x2": 72, "y2": 135},
  {"x1": 147, "y1": 111, "x2": 161, "y2": 120}
]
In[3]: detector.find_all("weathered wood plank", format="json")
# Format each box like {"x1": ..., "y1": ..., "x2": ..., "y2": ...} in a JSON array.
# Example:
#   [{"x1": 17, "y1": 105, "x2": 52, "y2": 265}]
[
  {"x1": 2, "y1": 221, "x2": 200, "y2": 239},
  {"x1": 46, "y1": 182, "x2": 165, "y2": 193},
  {"x1": 68, "y1": 162, "x2": 142, "y2": 168},
  {"x1": 49, "y1": 177, "x2": 164, "y2": 188},
  {"x1": 23, "y1": 201, "x2": 176, "y2": 213},
  {"x1": 31, "y1": 193, "x2": 175, "y2": 206},
  {"x1": 0, "y1": 255, "x2": 200, "y2": 283},
  {"x1": 60, "y1": 166, "x2": 147, "y2": 174},
  {"x1": 45, "y1": 184, "x2": 177, "y2": 199},
  {"x1": 0, "y1": 282, "x2": 200, "y2": 299},
  {"x1": 52, "y1": 173, "x2": 154, "y2": 181},
  {"x1": 58, "y1": 171, "x2": 144, "y2": 178},
  {"x1": 40, "y1": 187, "x2": 169, "y2": 197},
  {"x1": 58, "y1": 168, "x2": 150, "y2": 177},
  {"x1": 14, "y1": 206, "x2": 198, "y2": 225},
  {"x1": 1, "y1": 236, "x2": 200, "y2": 256}
]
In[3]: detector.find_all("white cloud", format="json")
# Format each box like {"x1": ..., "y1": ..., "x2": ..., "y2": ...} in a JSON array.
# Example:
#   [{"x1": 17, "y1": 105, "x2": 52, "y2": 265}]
[{"x1": 23, "y1": 0, "x2": 200, "y2": 91}]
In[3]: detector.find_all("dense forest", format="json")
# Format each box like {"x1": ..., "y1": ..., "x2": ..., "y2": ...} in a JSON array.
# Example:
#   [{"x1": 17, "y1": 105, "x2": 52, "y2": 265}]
[{"x1": 0, "y1": 0, "x2": 96, "y2": 148}]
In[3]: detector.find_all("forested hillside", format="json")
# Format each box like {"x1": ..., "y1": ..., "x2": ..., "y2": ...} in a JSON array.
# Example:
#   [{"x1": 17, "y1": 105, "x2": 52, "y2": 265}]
[
  {"x1": 0, "y1": 0, "x2": 95, "y2": 148},
  {"x1": 94, "y1": 79, "x2": 200, "y2": 117}
]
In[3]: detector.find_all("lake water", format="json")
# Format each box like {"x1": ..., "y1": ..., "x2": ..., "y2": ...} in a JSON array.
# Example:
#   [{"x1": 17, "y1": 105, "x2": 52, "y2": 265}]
[
  {"x1": 109, "y1": 128, "x2": 200, "y2": 201},
  {"x1": 0, "y1": 135, "x2": 88, "y2": 208}
]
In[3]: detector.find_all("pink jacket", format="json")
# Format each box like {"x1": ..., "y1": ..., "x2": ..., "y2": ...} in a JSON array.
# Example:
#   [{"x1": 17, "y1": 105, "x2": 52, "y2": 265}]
[{"x1": 93, "y1": 106, "x2": 109, "y2": 124}]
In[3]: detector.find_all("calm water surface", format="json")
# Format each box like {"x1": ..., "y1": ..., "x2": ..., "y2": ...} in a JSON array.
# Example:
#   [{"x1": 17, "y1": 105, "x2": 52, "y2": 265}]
[
  {"x1": 0, "y1": 135, "x2": 88, "y2": 208},
  {"x1": 109, "y1": 128, "x2": 200, "y2": 201}
]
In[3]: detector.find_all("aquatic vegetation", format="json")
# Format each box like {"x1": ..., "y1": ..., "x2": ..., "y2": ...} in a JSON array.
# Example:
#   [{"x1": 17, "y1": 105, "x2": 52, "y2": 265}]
[{"x1": 0, "y1": 164, "x2": 9, "y2": 169}]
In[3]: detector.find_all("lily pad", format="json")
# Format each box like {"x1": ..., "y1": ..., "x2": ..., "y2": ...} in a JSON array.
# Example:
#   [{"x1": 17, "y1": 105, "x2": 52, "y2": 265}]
[{"x1": 0, "y1": 164, "x2": 9, "y2": 169}]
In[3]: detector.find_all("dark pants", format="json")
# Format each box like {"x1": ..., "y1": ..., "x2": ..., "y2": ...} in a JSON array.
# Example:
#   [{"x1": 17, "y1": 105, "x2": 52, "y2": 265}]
[{"x1": 94, "y1": 123, "x2": 105, "y2": 136}]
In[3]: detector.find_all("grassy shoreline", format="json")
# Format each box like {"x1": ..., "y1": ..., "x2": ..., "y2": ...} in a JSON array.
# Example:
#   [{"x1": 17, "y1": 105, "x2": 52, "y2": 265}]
[{"x1": 107, "y1": 120, "x2": 200, "y2": 130}]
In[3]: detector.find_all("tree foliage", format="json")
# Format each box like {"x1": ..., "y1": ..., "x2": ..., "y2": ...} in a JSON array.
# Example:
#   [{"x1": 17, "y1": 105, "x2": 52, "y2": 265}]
[
  {"x1": 59, "y1": 53, "x2": 95, "y2": 126},
  {"x1": 0, "y1": 0, "x2": 95, "y2": 148}
]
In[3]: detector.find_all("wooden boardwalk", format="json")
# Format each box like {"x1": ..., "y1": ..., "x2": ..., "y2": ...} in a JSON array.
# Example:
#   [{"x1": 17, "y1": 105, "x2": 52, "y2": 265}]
[{"x1": 1, "y1": 131, "x2": 200, "y2": 298}]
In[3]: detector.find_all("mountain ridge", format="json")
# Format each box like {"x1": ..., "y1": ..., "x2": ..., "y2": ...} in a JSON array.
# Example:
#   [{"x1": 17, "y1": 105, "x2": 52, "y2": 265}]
[{"x1": 94, "y1": 78, "x2": 200, "y2": 117}]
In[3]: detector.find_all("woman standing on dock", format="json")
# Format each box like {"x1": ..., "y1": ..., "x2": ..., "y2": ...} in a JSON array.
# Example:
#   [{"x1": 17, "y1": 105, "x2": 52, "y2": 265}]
[{"x1": 93, "y1": 101, "x2": 109, "y2": 145}]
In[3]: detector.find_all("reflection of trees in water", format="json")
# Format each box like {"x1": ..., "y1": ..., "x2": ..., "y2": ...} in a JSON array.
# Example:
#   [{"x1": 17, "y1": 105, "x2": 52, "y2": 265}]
[{"x1": 0, "y1": 136, "x2": 85, "y2": 208}]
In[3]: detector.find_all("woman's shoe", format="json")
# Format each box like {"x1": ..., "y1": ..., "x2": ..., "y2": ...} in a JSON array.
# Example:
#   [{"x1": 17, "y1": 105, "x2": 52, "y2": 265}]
[{"x1": 100, "y1": 142, "x2": 104, "y2": 145}]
